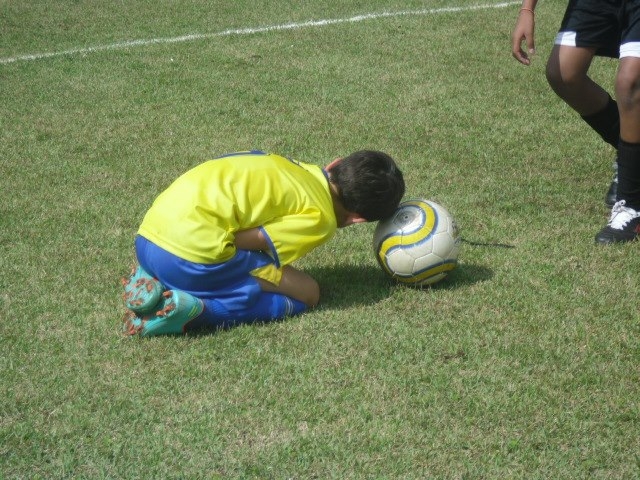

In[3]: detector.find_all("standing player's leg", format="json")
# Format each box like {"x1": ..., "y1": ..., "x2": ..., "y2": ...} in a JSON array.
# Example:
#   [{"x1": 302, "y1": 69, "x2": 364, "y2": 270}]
[
  {"x1": 546, "y1": 45, "x2": 607, "y2": 117},
  {"x1": 546, "y1": 45, "x2": 621, "y2": 206},
  {"x1": 595, "y1": 51, "x2": 640, "y2": 242},
  {"x1": 546, "y1": 0, "x2": 623, "y2": 205}
]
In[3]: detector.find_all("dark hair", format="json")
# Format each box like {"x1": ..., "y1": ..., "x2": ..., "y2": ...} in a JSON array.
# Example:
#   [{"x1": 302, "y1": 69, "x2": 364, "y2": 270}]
[{"x1": 329, "y1": 150, "x2": 405, "y2": 221}]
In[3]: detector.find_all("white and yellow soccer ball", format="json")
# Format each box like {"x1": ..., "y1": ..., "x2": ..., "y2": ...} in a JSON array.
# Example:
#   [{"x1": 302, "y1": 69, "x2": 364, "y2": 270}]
[{"x1": 373, "y1": 198, "x2": 461, "y2": 286}]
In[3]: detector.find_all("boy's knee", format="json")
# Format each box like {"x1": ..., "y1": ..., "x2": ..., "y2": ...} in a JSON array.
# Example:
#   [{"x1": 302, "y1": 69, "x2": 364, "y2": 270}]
[
  {"x1": 545, "y1": 51, "x2": 590, "y2": 94},
  {"x1": 545, "y1": 58, "x2": 561, "y2": 89},
  {"x1": 304, "y1": 280, "x2": 320, "y2": 308},
  {"x1": 545, "y1": 61, "x2": 581, "y2": 92},
  {"x1": 616, "y1": 67, "x2": 640, "y2": 107}
]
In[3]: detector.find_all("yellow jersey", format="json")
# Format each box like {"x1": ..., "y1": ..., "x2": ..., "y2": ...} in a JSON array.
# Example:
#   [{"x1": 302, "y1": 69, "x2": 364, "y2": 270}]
[{"x1": 138, "y1": 151, "x2": 337, "y2": 266}]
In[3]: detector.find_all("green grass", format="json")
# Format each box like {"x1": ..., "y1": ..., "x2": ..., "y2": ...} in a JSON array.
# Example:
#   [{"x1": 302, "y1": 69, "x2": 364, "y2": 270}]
[{"x1": 2, "y1": 1, "x2": 639, "y2": 478}]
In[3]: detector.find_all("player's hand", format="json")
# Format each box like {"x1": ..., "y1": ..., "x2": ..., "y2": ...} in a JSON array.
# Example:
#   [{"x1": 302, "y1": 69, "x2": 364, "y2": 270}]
[{"x1": 511, "y1": 10, "x2": 536, "y2": 65}]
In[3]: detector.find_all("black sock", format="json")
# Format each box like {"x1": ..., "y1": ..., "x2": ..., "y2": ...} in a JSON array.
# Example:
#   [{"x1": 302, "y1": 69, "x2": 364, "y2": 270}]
[
  {"x1": 581, "y1": 96, "x2": 620, "y2": 149},
  {"x1": 617, "y1": 140, "x2": 640, "y2": 210}
]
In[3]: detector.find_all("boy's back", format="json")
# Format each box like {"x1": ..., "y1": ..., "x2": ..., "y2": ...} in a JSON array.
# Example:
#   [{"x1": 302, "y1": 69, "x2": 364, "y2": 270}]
[{"x1": 138, "y1": 151, "x2": 337, "y2": 266}]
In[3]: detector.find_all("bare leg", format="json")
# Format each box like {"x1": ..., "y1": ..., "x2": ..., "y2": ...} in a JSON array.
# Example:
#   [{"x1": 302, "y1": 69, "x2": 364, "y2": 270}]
[
  {"x1": 616, "y1": 57, "x2": 640, "y2": 142},
  {"x1": 546, "y1": 45, "x2": 609, "y2": 116}
]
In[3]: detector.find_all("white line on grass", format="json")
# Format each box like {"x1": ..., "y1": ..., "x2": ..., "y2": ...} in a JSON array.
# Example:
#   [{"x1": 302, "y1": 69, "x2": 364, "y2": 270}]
[{"x1": 1, "y1": 2, "x2": 520, "y2": 65}]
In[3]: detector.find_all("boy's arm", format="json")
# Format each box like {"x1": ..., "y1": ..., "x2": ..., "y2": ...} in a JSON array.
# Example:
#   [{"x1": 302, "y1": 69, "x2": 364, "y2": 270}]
[
  {"x1": 256, "y1": 266, "x2": 320, "y2": 307},
  {"x1": 235, "y1": 227, "x2": 320, "y2": 307},
  {"x1": 511, "y1": 0, "x2": 538, "y2": 65},
  {"x1": 234, "y1": 227, "x2": 268, "y2": 251}
]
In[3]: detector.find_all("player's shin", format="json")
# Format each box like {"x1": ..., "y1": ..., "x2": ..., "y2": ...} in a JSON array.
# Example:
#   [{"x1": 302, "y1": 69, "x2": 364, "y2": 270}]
[{"x1": 185, "y1": 293, "x2": 308, "y2": 331}]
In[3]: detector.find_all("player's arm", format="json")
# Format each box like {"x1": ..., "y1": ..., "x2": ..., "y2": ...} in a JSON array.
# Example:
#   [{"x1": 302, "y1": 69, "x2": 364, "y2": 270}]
[
  {"x1": 236, "y1": 227, "x2": 320, "y2": 307},
  {"x1": 255, "y1": 266, "x2": 320, "y2": 308},
  {"x1": 234, "y1": 227, "x2": 269, "y2": 251},
  {"x1": 511, "y1": 0, "x2": 538, "y2": 65}
]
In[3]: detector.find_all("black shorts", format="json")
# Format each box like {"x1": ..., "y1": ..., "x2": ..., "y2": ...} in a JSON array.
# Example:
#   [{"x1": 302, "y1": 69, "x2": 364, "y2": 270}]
[{"x1": 557, "y1": 0, "x2": 640, "y2": 58}]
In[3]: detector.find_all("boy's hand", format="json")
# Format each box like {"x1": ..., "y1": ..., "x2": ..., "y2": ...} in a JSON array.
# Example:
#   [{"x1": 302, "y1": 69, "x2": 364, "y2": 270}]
[{"x1": 512, "y1": 10, "x2": 536, "y2": 65}]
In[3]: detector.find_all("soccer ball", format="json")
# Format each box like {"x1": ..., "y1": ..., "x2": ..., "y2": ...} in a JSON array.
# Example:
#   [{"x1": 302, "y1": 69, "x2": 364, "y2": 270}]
[{"x1": 373, "y1": 198, "x2": 461, "y2": 286}]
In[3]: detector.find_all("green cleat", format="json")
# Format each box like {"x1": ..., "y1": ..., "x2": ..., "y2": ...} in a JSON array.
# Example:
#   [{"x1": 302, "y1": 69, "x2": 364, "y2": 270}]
[
  {"x1": 123, "y1": 290, "x2": 204, "y2": 337},
  {"x1": 122, "y1": 265, "x2": 164, "y2": 314}
]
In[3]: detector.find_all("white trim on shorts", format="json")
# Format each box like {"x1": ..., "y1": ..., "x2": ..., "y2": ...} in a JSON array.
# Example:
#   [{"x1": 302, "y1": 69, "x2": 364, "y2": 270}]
[
  {"x1": 555, "y1": 33, "x2": 640, "y2": 58},
  {"x1": 555, "y1": 31, "x2": 577, "y2": 47},
  {"x1": 620, "y1": 42, "x2": 640, "y2": 58}
]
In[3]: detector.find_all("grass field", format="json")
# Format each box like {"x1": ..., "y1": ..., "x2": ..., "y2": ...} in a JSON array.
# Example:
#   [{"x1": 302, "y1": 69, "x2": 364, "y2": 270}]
[{"x1": 2, "y1": 1, "x2": 639, "y2": 478}]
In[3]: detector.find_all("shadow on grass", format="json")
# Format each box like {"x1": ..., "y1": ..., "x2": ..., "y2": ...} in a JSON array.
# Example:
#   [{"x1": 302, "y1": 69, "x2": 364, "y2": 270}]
[
  {"x1": 439, "y1": 261, "x2": 494, "y2": 289},
  {"x1": 309, "y1": 261, "x2": 494, "y2": 308},
  {"x1": 311, "y1": 264, "x2": 391, "y2": 309}
]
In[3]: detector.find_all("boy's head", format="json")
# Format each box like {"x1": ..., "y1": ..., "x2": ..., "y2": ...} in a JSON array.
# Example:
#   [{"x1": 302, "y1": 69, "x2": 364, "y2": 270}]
[{"x1": 327, "y1": 150, "x2": 405, "y2": 223}]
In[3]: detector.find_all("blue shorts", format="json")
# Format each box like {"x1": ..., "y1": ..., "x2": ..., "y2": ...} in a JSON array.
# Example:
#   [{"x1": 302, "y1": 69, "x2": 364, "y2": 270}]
[{"x1": 134, "y1": 235, "x2": 307, "y2": 326}]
